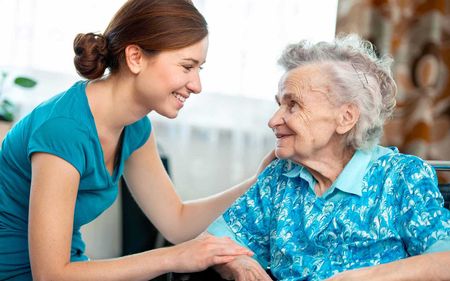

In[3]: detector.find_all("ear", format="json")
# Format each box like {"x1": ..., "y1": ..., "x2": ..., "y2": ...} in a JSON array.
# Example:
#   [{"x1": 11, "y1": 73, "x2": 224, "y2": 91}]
[
  {"x1": 124, "y1": 45, "x2": 145, "y2": 74},
  {"x1": 336, "y1": 103, "x2": 360, "y2": 135}
]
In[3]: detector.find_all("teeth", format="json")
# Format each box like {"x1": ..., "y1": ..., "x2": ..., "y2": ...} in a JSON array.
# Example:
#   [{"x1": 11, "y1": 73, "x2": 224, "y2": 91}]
[{"x1": 172, "y1": 92, "x2": 186, "y2": 102}]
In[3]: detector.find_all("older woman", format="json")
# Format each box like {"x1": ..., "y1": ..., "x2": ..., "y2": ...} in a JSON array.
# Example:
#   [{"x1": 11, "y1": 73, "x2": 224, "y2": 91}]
[{"x1": 207, "y1": 34, "x2": 450, "y2": 281}]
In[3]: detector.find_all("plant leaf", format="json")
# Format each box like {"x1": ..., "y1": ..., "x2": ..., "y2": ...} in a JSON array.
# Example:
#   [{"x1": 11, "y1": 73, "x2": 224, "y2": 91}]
[
  {"x1": 14, "y1": 77, "x2": 37, "y2": 88},
  {"x1": 0, "y1": 105, "x2": 14, "y2": 122}
]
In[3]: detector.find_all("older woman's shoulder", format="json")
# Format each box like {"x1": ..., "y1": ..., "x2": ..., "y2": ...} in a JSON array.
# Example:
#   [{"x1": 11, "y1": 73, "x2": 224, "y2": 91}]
[
  {"x1": 375, "y1": 146, "x2": 431, "y2": 168},
  {"x1": 363, "y1": 147, "x2": 439, "y2": 205},
  {"x1": 370, "y1": 146, "x2": 437, "y2": 185}
]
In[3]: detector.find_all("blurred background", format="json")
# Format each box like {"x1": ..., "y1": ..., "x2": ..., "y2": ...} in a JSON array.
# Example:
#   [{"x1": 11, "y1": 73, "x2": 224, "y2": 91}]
[{"x1": 0, "y1": 0, "x2": 449, "y2": 266}]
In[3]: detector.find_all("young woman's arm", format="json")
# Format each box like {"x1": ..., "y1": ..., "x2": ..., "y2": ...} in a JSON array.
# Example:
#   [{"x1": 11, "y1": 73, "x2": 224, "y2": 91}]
[
  {"x1": 123, "y1": 131, "x2": 274, "y2": 243},
  {"x1": 29, "y1": 152, "x2": 251, "y2": 281}
]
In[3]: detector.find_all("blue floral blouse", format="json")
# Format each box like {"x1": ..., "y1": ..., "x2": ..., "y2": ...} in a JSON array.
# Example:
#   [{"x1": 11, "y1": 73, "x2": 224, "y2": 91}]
[{"x1": 208, "y1": 146, "x2": 450, "y2": 281}]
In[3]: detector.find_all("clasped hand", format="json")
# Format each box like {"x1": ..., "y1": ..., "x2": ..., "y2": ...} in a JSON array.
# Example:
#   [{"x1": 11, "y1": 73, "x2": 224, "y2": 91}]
[
  {"x1": 170, "y1": 234, "x2": 254, "y2": 273},
  {"x1": 214, "y1": 255, "x2": 273, "y2": 281}
]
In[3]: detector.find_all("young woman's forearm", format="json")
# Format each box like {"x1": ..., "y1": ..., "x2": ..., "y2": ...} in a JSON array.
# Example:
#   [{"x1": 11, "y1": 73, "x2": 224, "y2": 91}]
[
  {"x1": 33, "y1": 233, "x2": 253, "y2": 281},
  {"x1": 171, "y1": 176, "x2": 257, "y2": 243},
  {"x1": 33, "y1": 247, "x2": 173, "y2": 281}
]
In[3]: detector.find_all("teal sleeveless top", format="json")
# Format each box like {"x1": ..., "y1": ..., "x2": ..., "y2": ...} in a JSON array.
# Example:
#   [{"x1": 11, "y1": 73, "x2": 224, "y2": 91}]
[{"x1": 0, "y1": 81, "x2": 151, "y2": 280}]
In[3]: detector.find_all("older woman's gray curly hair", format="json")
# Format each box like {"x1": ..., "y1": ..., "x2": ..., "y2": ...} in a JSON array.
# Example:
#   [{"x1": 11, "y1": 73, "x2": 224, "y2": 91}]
[{"x1": 278, "y1": 33, "x2": 397, "y2": 150}]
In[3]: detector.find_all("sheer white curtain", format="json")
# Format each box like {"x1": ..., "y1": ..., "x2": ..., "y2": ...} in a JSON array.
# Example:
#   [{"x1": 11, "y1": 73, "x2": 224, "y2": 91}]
[
  {"x1": 0, "y1": 0, "x2": 124, "y2": 73},
  {"x1": 1, "y1": 0, "x2": 337, "y2": 100},
  {"x1": 0, "y1": 0, "x2": 337, "y2": 259},
  {"x1": 196, "y1": 0, "x2": 338, "y2": 99}
]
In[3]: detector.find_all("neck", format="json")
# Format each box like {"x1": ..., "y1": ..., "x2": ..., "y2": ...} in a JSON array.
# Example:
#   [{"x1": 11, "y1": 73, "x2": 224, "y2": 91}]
[
  {"x1": 86, "y1": 73, "x2": 149, "y2": 133},
  {"x1": 298, "y1": 145, "x2": 355, "y2": 196}
]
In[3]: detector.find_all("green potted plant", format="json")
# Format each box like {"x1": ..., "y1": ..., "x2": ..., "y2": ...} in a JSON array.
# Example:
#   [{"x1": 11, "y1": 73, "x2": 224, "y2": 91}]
[{"x1": 0, "y1": 71, "x2": 37, "y2": 122}]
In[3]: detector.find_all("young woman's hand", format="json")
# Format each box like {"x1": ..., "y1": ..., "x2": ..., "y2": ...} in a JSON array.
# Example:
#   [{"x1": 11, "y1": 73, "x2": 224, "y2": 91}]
[
  {"x1": 214, "y1": 255, "x2": 272, "y2": 281},
  {"x1": 166, "y1": 234, "x2": 254, "y2": 273},
  {"x1": 255, "y1": 150, "x2": 276, "y2": 177}
]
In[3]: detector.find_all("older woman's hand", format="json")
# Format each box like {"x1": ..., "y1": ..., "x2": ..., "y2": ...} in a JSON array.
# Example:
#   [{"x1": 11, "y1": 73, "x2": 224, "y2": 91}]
[{"x1": 214, "y1": 255, "x2": 273, "y2": 281}]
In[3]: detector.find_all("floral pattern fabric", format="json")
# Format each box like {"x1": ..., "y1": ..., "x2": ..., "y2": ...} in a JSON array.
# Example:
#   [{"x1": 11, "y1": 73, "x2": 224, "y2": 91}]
[{"x1": 216, "y1": 147, "x2": 450, "y2": 281}]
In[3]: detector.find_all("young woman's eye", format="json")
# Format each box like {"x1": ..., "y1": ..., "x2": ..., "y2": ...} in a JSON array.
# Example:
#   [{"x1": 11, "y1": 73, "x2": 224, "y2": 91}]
[{"x1": 182, "y1": 65, "x2": 193, "y2": 71}]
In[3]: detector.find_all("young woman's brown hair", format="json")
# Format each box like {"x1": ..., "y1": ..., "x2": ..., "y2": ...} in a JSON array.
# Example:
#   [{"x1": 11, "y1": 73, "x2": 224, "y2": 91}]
[{"x1": 74, "y1": 0, "x2": 208, "y2": 79}]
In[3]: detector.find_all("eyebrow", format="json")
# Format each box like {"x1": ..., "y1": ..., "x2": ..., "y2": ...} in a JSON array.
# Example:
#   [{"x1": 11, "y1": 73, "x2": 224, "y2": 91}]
[
  {"x1": 182, "y1": 58, "x2": 206, "y2": 65},
  {"x1": 283, "y1": 93, "x2": 302, "y2": 103},
  {"x1": 274, "y1": 92, "x2": 302, "y2": 105}
]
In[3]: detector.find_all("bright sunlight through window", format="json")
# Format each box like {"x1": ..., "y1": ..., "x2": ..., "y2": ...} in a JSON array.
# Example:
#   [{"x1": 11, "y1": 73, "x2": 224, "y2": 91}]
[{"x1": 0, "y1": 0, "x2": 337, "y2": 99}]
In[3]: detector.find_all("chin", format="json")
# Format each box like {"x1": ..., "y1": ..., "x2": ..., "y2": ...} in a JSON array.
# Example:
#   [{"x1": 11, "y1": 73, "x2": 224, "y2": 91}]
[
  {"x1": 274, "y1": 148, "x2": 292, "y2": 159},
  {"x1": 158, "y1": 109, "x2": 179, "y2": 119},
  {"x1": 166, "y1": 113, "x2": 178, "y2": 119}
]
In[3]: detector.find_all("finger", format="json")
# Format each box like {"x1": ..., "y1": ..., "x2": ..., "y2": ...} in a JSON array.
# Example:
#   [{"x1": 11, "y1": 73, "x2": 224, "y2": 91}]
[
  {"x1": 243, "y1": 263, "x2": 271, "y2": 281},
  {"x1": 269, "y1": 149, "x2": 276, "y2": 159},
  {"x1": 251, "y1": 270, "x2": 264, "y2": 281},
  {"x1": 216, "y1": 236, "x2": 246, "y2": 247},
  {"x1": 254, "y1": 266, "x2": 272, "y2": 281},
  {"x1": 209, "y1": 243, "x2": 254, "y2": 256},
  {"x1": 247, "y1": 270, "x2": 258, "y2": 281},
  {"x1": 221, "y1": 240, "x2": 254, "y2": 256},
  {"x1": 238, "y1": 263, "x2": 260, "y2": 281},
  {"x1": 253, "y1": 269, "x2": 269, "y2": 281},
  {"x1": 236, "y1": 270, "x2": 247, "y2": 281},
  {"x1": 211, "y1": 255, "x2": 236, "y2": 265},
  {"x1": 259, "y1": 270, "x2": 273, "y2": 281},
  {"x1": 212, "y1": 246, "x2": 253, "y2": 257},
  {"x1": 199, "y1": 237, "x2": 250, "y2": 255},
  {"x1": 265, "y1": 150, "x2": 277, "y2": 162}
]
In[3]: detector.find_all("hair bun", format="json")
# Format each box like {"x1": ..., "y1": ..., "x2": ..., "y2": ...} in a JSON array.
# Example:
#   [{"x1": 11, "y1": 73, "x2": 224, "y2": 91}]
[{"x1": 73, "y1": 33, "x2": 109, "y2": 80}]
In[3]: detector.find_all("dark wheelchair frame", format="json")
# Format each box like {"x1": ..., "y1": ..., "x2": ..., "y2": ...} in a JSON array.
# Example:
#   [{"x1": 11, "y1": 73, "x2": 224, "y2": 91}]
[{"x1": 168, "y1": 160, "x2": 450, "y2": 281}]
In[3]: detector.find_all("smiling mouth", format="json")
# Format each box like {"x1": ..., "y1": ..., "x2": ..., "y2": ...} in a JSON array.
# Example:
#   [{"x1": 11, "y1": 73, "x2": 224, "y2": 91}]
[
  {"x1": 172, "y1": 92, "x2": 187, "y2": 103},
  {"x1": 275, "y1": 133, "x2": 293, "y2": 139}
]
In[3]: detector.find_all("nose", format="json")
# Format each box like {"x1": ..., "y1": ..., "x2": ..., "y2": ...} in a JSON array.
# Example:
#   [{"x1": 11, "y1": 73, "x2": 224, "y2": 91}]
[
  {"x1": 187, "y1": 70, "x2": 202, "y2": 94},
  {"x1": 268, "y1": 107, "x2": 286, "y2": 129}
]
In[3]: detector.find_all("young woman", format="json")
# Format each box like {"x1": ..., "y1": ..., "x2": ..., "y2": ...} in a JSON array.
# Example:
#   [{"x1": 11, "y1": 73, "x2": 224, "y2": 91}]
[{"x1": 0, "y1": 0, "x2": 273, "y2": 280}]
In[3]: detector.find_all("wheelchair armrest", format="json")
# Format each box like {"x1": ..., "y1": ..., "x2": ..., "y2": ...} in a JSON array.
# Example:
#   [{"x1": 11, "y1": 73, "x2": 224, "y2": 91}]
[{"x1": 426, "y1": 160, "x2": 450, "y2": 209}]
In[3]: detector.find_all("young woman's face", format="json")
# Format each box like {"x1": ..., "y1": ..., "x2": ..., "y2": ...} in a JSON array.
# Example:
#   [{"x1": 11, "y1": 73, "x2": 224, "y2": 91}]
[{"x1": 136, "y1": 37, "x2": 208, "y2": 118}]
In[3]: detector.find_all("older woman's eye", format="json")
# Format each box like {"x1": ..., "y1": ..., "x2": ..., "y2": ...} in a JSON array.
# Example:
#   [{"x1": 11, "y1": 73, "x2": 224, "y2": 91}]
[{"x1": 288, "y1": 101, "x2": 299, "y2": 112}]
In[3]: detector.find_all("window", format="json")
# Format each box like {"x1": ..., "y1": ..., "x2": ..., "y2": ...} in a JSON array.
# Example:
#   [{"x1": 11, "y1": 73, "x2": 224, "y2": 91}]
[{"x1": 0, "y1": 0, "x2": 337, "y2": 99}]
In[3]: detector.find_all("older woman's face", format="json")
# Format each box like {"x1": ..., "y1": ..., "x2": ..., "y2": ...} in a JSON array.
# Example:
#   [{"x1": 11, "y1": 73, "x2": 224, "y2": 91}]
[{"x1": 268, "y1": 64, "x2": 341, "y2": 162}]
